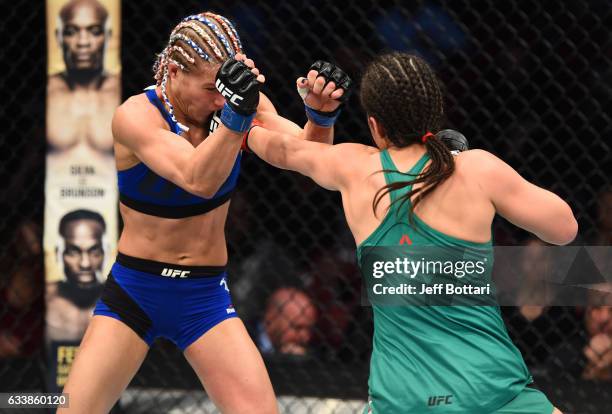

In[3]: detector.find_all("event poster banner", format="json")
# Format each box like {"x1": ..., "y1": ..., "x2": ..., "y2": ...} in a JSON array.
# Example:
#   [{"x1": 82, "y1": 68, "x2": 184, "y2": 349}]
[{"x1": 44, "y1": 0, "x2": 121, "y2": 390}]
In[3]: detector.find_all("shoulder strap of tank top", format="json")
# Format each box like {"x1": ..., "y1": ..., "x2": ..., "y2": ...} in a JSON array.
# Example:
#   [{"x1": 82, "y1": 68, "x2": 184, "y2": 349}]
[
  {"x1": 144, "y1": 87, "x2": 181, "y2": 135},
  {"x1": 380, "y1": 150, "x2": 430, "y2": 205}
]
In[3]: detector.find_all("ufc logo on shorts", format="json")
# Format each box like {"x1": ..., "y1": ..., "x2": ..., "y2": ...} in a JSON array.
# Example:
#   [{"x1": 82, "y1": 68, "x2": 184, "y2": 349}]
[
  {"x1": 427, "y1": 395, "x2": 453, "y2": 406},
  {"x1": 215, "y1": 79, "x2": 244, "y2": 105},
  {"x1": 161, "y1": 268, "x2": 191, "y2": 278}
]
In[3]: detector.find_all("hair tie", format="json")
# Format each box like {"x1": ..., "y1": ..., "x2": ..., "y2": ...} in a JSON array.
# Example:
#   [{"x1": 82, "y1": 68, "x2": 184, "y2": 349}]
[{"x1": 421, "y1": 132, "x2": 434, "y2": 143}]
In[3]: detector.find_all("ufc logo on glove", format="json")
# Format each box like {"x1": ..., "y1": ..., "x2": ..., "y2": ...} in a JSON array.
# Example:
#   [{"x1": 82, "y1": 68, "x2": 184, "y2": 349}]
[{"x1": 215, "y1": 79, "x2": 244, "y2": 105}]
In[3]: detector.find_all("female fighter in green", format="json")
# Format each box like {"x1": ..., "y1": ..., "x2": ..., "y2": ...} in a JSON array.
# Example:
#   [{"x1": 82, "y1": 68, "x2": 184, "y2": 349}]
[{"x1": 246, "y1": 52, "x2": 574, "y2": 413}]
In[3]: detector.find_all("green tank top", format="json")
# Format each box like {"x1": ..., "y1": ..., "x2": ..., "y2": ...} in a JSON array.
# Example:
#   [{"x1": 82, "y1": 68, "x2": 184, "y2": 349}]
[{"x1": 356, "y1": 150, "x2": 531, "y2": 414}]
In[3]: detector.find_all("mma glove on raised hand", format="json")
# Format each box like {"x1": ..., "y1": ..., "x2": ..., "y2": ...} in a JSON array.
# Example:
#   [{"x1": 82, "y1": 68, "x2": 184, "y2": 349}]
[
  {"x1": 215, "y1": 58, "x2": 261, "y2": 133},
  {"x1": 298, "y1": 60, "x2": 352, "y2": 127}
]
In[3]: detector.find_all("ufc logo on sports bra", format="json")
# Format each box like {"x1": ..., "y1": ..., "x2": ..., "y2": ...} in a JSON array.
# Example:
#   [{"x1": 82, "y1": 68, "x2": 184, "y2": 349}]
[
  {"x1": 215, "y1": 79, "x2": 244, "y2": 105},
  {"x1": 161, "y1": 268, "x2": 191, "y2": 278},
  {"x1": 209, "y1": 113, "x2": 220, "y2": 134}
]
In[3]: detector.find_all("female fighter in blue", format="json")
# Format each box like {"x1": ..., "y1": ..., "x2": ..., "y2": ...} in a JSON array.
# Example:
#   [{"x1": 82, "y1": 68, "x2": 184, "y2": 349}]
[{"x1": 59, "y1": 11, "x2": 350, "y2": 414}]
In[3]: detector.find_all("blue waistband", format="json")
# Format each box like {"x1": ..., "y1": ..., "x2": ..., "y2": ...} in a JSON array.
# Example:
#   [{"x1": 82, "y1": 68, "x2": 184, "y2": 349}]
[{"x1": 115, "y1": 252, "x2": 226, "y2": 279}]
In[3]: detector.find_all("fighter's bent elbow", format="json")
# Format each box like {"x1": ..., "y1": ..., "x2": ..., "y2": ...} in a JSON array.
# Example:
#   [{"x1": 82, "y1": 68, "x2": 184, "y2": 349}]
[
  {"x1": 180, "y1": 169, "x2": 221, "y2": 199},
  {"x1": 188, "y1": 181, "x2": 221, "y2": 199},
  {"x1": 194, "y1": 186, "x2": 219, "y2": 199},
  {"x1": 556, "y1": 214, "x2": 578, "y2": 245},
  {"x1": 258, "y1": 130, "x2": 294, "y2": 170},
  {"x1": 546, "y1": 205, "x2": 578, "y2": 245}
]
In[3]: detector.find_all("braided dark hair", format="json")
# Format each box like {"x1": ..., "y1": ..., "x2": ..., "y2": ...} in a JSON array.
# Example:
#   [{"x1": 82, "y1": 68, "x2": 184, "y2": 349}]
[{"x1": 360, "y1": 52, "x2": 454, "y2": 217}]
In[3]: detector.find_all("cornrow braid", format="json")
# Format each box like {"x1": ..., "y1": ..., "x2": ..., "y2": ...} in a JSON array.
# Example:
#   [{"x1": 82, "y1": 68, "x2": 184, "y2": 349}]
[
  {"x1": 172, "y1": 21, "x2": 224, "y2": 61},
  {"x1": 360, "y1": 53, "x2": 453, "y2": 219},
  {"x1": 182, "y1": 14, "x2": 235, "y2": 57},
  {"x1": 160, "y1": 61, "x2": 188, "y2": 132},
  {"x1": 151, "y1": 11, "x2": 243, "y2": 132},
  {"x1": 204, "y1": 12, "x2": 242, "y2": 54},
  {"x1": 169, "y1": 33, "x2": 211, "y2": 62},
  {"x1": 168, "y1": 58, "x2": 187, "y2": 71},
  {"x1": 213, "y1": 13, "x2": 243, "y2": 51},
  {"x1": 169, "y1": 45, "x2": 195, "y2": 65},
  {"x1": 152, "y1": 49, "x2": 168, "y2": 84}
]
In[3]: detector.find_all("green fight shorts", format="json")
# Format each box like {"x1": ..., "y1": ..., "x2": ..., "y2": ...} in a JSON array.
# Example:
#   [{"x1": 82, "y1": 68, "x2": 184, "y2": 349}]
[{"x1": 362, "y1": 386, "x2": 555, "y2": 414}]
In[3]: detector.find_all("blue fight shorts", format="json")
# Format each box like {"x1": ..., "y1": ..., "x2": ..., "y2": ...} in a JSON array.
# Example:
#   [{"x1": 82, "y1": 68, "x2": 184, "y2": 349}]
[{"x1": 93, "y1": 252, "x2": 237, "y2": 350}]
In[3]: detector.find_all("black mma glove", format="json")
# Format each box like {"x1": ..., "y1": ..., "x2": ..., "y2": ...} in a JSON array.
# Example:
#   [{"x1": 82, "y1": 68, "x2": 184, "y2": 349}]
[
  {"x1": 437, "y1": 129, "x2": 469, "y2": 155},
  {"x1": 215, "y1": 58, "x2": 261, "y2": 133},
  {"x1": 299, "y1": 60, "x2": 352, "y2": 127}
]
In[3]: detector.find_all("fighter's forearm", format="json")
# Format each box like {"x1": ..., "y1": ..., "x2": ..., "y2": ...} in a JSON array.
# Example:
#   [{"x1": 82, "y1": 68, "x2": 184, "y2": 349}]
[
  {"x1": 255, "y1": 111, "x2": 333, "y2": 143},
  {"x1": 247, "y1": 127, "x2": 295, "y2": 170},
  {"x1": 185, "y1": 57, "x2": 261, "y2": 197},
  {"x1": 184, "y1": 127, "x2": 243, "y2": 198},
  {"x1": 255, "y1": 111, "x2": 302, "y2": 136},
  {"x1": 303, "y1": 120, "x2": 333, "y2": 144}
]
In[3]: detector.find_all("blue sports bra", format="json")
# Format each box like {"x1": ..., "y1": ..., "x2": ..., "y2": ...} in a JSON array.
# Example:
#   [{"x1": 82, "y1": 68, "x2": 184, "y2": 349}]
[{"x1": 117, "y1": 88, "x2": 241, "y2": 218}]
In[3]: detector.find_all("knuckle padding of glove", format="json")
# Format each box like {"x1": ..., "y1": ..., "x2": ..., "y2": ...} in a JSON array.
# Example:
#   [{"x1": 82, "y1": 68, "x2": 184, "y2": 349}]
[
  {"x1": 310, "y1": 60, "x2": 325, "y2": 72},
  {"x1": 233, "y1": 70, "x2": 253, "y2": 88},
  {"x1": 229, "y1": 62, "x2": 249, "y2": 83},
  {"x1": 330, "y1": 69, "x2": 345, "y2": 83},
  {"x1": 329, "y1": 72, "x2": 352, "y2": 102},
  {"x1": 247, "y1": 79, "x2": 260, "y2": 94},
  {"x1": 220, "y1": 59, "x2": 236, "y2": 76},
  {"x1": 305, "y1": 60, "x2": 353, "y2": 102},
  {"x1": 238, "y1": 74, "x2": 257, "y2": 94},
  {"x1": 319, "y1": 63, "x2": 334, "y2": 79}
]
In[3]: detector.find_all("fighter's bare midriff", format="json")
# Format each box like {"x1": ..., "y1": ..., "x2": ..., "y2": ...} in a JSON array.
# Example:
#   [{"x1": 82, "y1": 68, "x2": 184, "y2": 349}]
[{"x1": 117, "y1": 201, "x2": 230, "y2": 265}]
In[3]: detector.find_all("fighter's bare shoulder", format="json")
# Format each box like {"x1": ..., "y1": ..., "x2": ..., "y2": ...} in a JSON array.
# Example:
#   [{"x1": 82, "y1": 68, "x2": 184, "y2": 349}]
[
  {"x1": 112, "y1": 93, "x2": 167, "y2": 143},
  {"x1": 453, "y1": 149, "x2": 516, "y2": 188},
  {"x1": 334, "y1": 142, "x2": 379, "y2": 156},
  {"x1": 326, "y1": 143, "x2": 392, "y2": 192},
  {"x1": 117, "y1": 92, "x2": 147, "y2": 112},
  {"x1": 115, "y1": 93, "x2": 165, "y2": 125},
  {"x1": 327, "y1": 142, "x2": 380, "y2": 177},
  {"x1": 455, "y1": 148, "x2": 507, "y2": 170}
]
